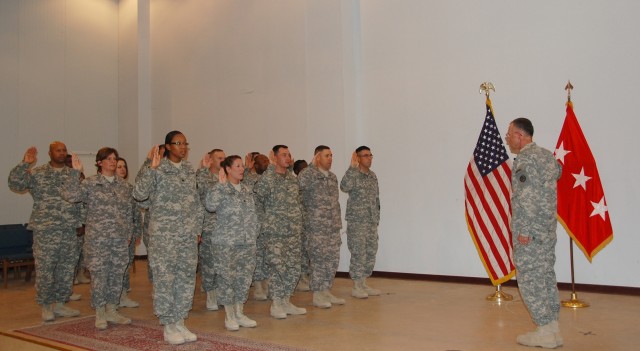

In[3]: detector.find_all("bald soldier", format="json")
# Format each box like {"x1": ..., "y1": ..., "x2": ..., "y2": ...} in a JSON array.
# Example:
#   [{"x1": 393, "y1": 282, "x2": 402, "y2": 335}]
[{"x1": 8, "y1": 142, "x2": 84, "y2": 321}]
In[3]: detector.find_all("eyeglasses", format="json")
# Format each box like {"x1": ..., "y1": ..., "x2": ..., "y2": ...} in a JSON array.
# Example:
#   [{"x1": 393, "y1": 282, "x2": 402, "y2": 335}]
[{"x1": 169, "y1": 142, "x2": 189, "y2": 147}]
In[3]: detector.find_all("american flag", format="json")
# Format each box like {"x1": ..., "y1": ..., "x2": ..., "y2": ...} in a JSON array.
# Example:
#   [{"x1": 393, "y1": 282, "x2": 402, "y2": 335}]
[{"x1": 464, "y1": 98, "x2": 515, "y2": 285}]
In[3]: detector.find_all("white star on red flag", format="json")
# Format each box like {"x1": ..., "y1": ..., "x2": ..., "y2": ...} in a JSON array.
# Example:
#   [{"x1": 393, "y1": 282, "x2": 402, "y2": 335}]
[
  {"x1": 554, "y1": 142, "x2": 571, "y2": 164},
  {"x1": 572, "y1": 167, "x2": 592, "y2": 190}
]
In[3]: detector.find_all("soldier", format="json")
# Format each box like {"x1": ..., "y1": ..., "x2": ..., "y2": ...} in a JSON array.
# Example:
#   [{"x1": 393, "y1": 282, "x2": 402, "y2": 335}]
[
  {"x1": 133, "y1": 131, "x2": 203, "y2": 345},
  {"x1": 115, "y1": 157, "x2": 143, "y2": 309},
  {"x1": 63, "y1": 148, "x2": 133, "y2": 329},
  {"x1": 8, "y1": 142, "x2": 83, "y2": 322},
  {"x1": 196, "y1": 148, "x2": 226, "y2": 311},
  {"x1": 205, "y1": 155, "x2": 260, "y2": 331},
  {"x1": 292, "y1": 160, "x2": 311, "y2": 292},
  {"x1": 340, "y1": 146, "x2": 381, "y2": 299},
  {"x1": 298, "y1": 145, "x2": 345, "y2": 309},
  {"x1": 243, "y1": 153, "x2": 271, "y2": 300},
  {"x1": 254, "y1": 145, "x2": 306, "y2": 319},
  {"x1": 505, "y1": 118, "x2": 563, "y2": 349}
]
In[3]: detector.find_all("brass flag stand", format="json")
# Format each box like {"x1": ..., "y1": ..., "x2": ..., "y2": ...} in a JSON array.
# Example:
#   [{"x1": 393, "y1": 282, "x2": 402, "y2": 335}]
[
  {"x1": 478, "y1": 82, "x2": 513, "y2": 303},
  {"x1": 560, "y1": 81, "x2": 589, "y2": 309}
]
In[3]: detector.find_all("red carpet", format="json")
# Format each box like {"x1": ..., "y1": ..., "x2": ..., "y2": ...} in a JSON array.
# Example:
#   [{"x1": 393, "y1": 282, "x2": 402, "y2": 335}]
[{"x1": 12, "y1": 317, "x2": 307, "y2": 351}]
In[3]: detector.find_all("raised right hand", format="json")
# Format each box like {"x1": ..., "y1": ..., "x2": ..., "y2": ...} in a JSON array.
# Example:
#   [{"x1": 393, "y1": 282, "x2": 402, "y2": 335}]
[
  {"x1": 350, "y1": 152, "x2": 359, "y2": 168},
  {"x1": 150, "y1": 145, "x2": 161, "y2": 169},
  {"x1": 218, "y1": 167, "x2": 227, "y2": 184},
  {"x1": 23, "y1": 147, "x2": 37, "y2": 164}
]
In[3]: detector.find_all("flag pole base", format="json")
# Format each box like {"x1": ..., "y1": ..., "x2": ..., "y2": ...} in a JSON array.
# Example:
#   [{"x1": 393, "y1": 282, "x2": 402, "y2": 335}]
[
  {"x1": 561, "y1": 292, "x2": 589, "y2": 308},
  {"x1": 486, "y1": 285, "x2": 513, "y2": 302}
]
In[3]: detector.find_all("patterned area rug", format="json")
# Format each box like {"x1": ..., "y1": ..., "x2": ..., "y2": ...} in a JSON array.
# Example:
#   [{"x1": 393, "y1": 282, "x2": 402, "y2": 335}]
[{"x1": 12, "y1": 317, "x2": 307, "y2": 351}]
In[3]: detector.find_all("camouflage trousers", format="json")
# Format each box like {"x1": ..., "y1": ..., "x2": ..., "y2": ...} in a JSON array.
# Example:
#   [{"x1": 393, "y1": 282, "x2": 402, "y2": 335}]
[
  {"x1": 85, "y1": 235, "x2": 128, "y2": 308},
  {"x1": 32, "y1": 227, "x2": 79, "y2": 305},
  {"x1": 142, "y1": 229, "x2": 153, "y2": 282},
  {"x1": 265, "y1": 234, "x2": 302, "y2": 299},
  {"x1": 122, "y1": 237, "x2": 136, "y2": 291},
  {"x1": 346, "y1": 222, "x2": 378, "y2": 280},
  {"x1": 212, "y1": 244, "x2": 256, "y2": 305},
  {"x1": 199, "y1": 231, "x2": 217, "y2": 292},
  {"x1": 514, "y1": 235, "x2": 560, "y2": 326},
  {"x1": 300, "y1": 232, "x2": 310, "y2": 275},
  {"x1": 252, "y1": 233, "x2": 269, "y2": 281},
  {"x1": 74, "y1": 235, "x2": 86, "y2": 275},
  {"x1": 148, "y1": 232, "x2": 198, "y2": 325},
  {"x1": 306, "y1": 230, "x2": 341, "y2": 292}
]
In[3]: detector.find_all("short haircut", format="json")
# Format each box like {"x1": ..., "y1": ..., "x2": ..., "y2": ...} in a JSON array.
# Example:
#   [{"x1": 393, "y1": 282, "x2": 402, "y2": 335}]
[
  {"x1": 511, "y1": 118, "x2": 534, "y2": 137},
  {"x1": 314, "y1": 145, "x2": 330, "y2": 155},
  {"x1": 209, "y1": 148, "x2": 224, "y2": 156},
  {"x1": 293, "y1": 159, "x2": 308, "y2": 175},
  {"x1": 96, "y1": 147, "x2": 119, "y2": 172},
  {"x1": 251, "y1": 151, "x2": 260, "y2": 159},
  {"x1": 355, "y1": 146, "x2": 370, "y2": 154},
  {"x1": 272, "y1": 145, "x2": 288, "y2": 154}
]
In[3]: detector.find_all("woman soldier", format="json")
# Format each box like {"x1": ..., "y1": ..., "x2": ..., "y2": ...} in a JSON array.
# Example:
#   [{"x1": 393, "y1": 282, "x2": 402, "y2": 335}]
[
  {"x1": 63, "y1": 147, "x2": 133, "y2": 329},
  {"x1": 133, "y1": 131, "x2": 203, "y2": 345},
  {"x1": 205, "y1": 155, "x2": 260, "y2": 331}
]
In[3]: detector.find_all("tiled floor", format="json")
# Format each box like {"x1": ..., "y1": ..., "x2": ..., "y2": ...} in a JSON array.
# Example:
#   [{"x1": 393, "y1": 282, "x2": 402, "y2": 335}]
[{"x1": 0, "y1": 261, "x2": 637, "y2": 350}]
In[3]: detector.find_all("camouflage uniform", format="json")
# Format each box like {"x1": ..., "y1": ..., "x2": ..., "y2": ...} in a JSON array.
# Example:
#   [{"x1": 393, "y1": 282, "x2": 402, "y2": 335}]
[
  {"x1": 122, "y1": 182, "x2": 143, "y2": 292},
  {"x1": 133, "y1": 158, "x2": 204, "y2": 325},
  {"x1": 254, "y1": 165, "x2": 303, "y2": 299},
  {"x1": 511, "y1": 142, "x2": 562, "y2": 327},
  {"x1": 244, "y1": 168, "x2": 268, "y2": 282},
  {"x1": 63, "y1": 171, "x2": 133, "y2": 308},
  {"x1": 298, "y1": 164, "x2": 342, "y2": 292},
  {"x1": 205, "y1": 181, "x2": 259, "y2": 305},
  {"x1": 196, "y1": 167, "x2": 218, "y2": 294},
  {"x1": 135, "y1": 159, "x2": 153, "y2": 282},
  {"x1": 8, "y1": 162, "x2": 82, "y2": 305},
  {"x1": 340, "y1": 166, "x2": 380, "y2": 280}
]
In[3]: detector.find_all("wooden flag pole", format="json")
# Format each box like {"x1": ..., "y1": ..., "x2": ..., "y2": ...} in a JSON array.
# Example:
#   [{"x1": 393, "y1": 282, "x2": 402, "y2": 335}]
[{"x1": 560, "y1": 81, "x2": 589, "y2": 308}]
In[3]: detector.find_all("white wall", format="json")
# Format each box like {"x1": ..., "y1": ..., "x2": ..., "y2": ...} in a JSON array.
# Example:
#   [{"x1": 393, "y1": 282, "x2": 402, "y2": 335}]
[
  {"x1": 1, "y1": 0, "x2": 119, "y2": 222},
  {"x1": 2, "y1": 0, "x2": 638, "y2": 288}
]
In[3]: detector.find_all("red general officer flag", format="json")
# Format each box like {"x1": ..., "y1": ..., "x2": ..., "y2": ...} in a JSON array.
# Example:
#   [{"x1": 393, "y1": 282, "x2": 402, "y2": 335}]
[
  {"x1": 464, "y1": 98, "x2": 515, "y2": 285},
  {"x1": 555, "y1": 101, "x2": 613, "y2": 261}
]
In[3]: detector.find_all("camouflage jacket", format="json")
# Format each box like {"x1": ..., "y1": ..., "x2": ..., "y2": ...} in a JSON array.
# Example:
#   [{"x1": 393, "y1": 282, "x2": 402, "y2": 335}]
[
  {"x1": 63, "y1": 170, "x2": 133, "y2": 240},
  {"x1": 196, "y1": 167, "x2": 219, "y2": 231},
  {"x1": 205, "y1": 182, "x2": 259, "y2": 246},
  {"x1": 511, "y1": 142, "x2": 562, "y2": 239},
  {"x1": 133, "y1": 158, "x2": 204, "y2": 238},
  {"x1": 340, "y1": 166, "x2": 380, "y2": 225},
  {"x1": 253, "y1": 165, "x2": 303, "y2": 236},
  {"x1": 298, "y1": 164, "x2": 342, "y2": 233},
  {"x1": 8, "y1": 162, "x2": 83, "y2": 230}
]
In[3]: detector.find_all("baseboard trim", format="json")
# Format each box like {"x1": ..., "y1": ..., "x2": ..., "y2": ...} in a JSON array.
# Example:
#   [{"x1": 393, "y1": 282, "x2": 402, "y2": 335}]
[{"x1": 335, "y1": 271, "x2": 640, "y2": 296}]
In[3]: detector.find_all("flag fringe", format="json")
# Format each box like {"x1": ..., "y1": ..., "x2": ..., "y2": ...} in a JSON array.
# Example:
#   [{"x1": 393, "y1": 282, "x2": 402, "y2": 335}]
[
  {"x1": 466, "y1": 214, "x2": 516, "y2": 286},
  {"x1": 556, "y1": 215, "x2": 614, "y2": 263}
]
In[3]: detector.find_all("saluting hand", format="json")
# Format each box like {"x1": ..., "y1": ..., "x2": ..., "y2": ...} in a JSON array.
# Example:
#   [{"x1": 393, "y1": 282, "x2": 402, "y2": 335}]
[
  {"x1": 23, "y1": 147, "x2": 38, "y2": 165},
  {"x1": 269, "y1": 150, "x2": 276, "y2": 165},
  {"x1": 71, "y1": 154, "x2": 84, "y2": 172},
  {"x1": 218, "y1": 167, "x2": 227, "y2": 184},
  {"x1": 350, "y1": 152, "x2": 359, "y2": 168},
  {"x1": 150, "y1": 145, "x2": 161, "y2": 169},
  {"x1": 245, "y1": 153, "x2": 255, "y2": 170},
  {"x1": 201, "y1": 153, "x2": 212, "y2": 169}
]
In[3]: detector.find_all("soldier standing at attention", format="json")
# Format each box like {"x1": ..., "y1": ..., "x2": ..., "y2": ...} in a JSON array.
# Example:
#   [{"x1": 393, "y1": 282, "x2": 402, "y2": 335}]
[
  {"x1": 63, "y1": 148, "x2": 133, "y2": 329},
  {"x1": 298, "y1": 145, "x2": 345, "y2": 309},
  {"x1": 196, "y1": 148, "x2": 226, "y2": 311},
  {"x1": 134, "y1": 131, "x2": 203, "y2": 345},
  {"x1": 8, "y1": 142, "x2": 83, "y2": 322},
  {"x1": 254, "y1": 145, "x2": 306, "y2": 319},
  {"x1": 340, "y1": 146, "x2": 381, "y2": 299},
  {"x1": 205, "y1": 155, "x2": 260, "y2": 331},
  {"x1": 505, "y1": 118, "x2": 563, "y2": 349}
]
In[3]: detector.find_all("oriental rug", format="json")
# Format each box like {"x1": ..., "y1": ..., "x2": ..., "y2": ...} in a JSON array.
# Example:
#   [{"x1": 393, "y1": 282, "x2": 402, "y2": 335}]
[{"x1": 9, "y1": 317, "x2": 307, "y2": 351}]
